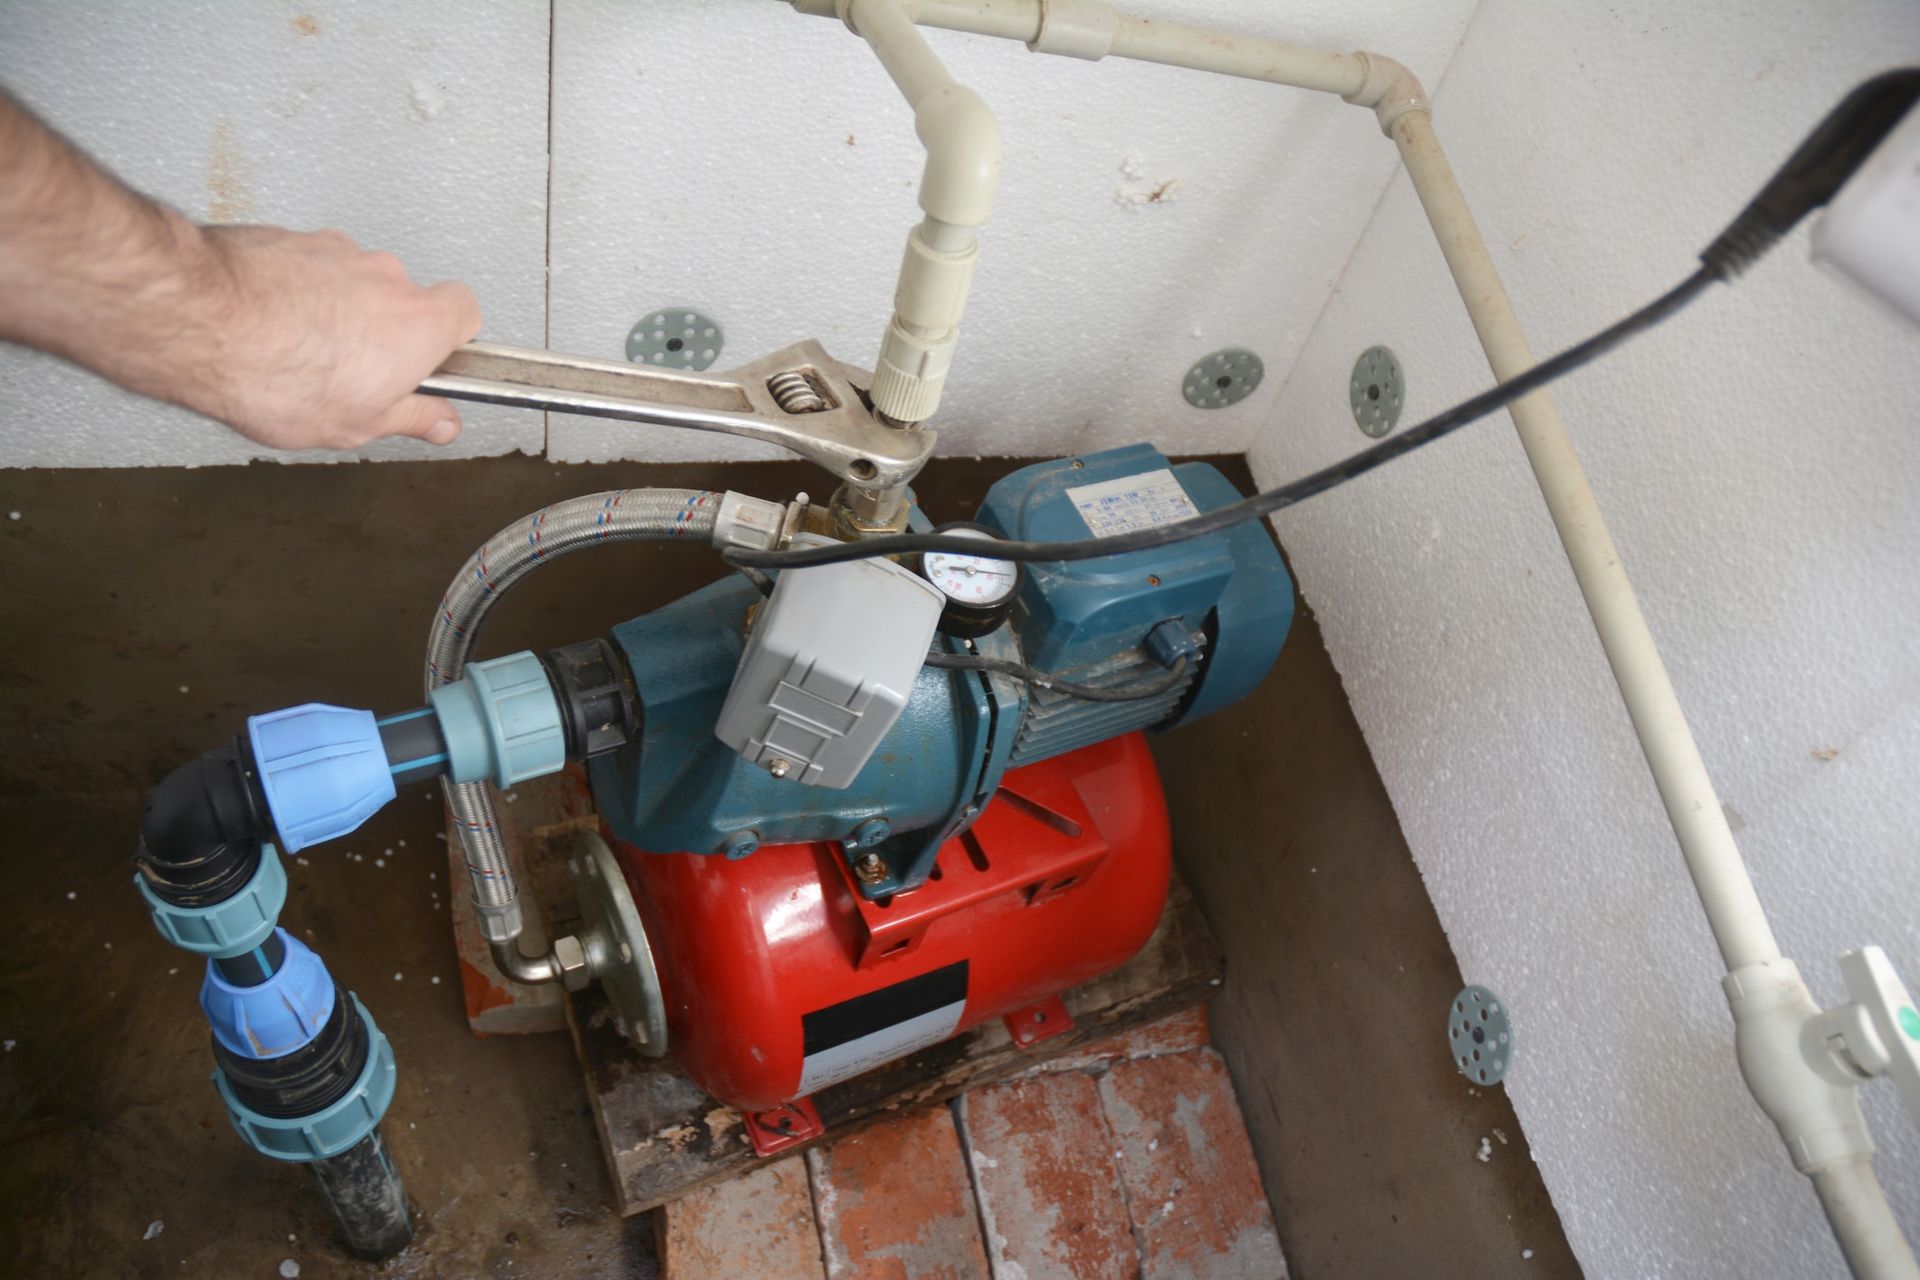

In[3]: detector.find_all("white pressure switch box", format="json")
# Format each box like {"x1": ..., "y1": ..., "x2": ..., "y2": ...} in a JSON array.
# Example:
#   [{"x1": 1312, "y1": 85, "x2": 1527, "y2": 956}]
[{"x1": 715, "y1": 534, "x2": 946, "y2": 788}]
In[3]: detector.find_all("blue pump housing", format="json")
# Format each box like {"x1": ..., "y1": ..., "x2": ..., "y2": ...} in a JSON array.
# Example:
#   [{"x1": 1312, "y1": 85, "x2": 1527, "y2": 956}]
[
  {"x1": 594, "y1": 445, "x2": 1292, "y2": 885},
  {"x1": 978, "y1": 444, "x2": 1293, "y2": 737}
]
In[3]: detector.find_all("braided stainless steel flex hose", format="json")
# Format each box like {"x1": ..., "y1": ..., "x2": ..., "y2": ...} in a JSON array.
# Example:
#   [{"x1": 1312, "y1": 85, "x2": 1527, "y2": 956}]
[{"x1": 424, "y1": 489, "x2": 719, "y2": 967}]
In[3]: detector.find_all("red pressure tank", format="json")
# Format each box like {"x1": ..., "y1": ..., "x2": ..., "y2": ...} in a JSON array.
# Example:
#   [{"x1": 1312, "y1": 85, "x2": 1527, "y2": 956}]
[{"x1": 610, "y1": 732, "x2": 1172, "y2": 1114}]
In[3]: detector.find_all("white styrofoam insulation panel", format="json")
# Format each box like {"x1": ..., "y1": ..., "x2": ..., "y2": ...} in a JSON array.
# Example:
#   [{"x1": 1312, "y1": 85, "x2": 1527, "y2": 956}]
[
  {"x1": 0, "y1": 1, "x2": 550, "y2": 467},
  {"x1": 544, "y1": 0, "x2": 1478, "y2": 464},
  {"x1": 1248, "y1": 2, "x2": 1920, "y2": 1276}
]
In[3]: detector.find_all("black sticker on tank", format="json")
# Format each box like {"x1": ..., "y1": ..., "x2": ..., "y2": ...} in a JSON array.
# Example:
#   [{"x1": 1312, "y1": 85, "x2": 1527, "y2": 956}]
[{"x1": 797, "y1": 961, "x2": 969, "y2": 1094}]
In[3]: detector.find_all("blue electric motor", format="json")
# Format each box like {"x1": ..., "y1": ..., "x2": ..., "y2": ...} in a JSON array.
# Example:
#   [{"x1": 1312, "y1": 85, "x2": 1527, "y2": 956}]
[{"x1": 593, "y1": 444, "x2": 1293, "y2": 894}]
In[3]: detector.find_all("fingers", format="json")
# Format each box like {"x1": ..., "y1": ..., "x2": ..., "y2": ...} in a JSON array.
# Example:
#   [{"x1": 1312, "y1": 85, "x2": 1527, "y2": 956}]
[
  {"x1": 371, "y1": 393, "x2": 463, "y2": 446},
  {"x1": 424, "y1": 279, "x2": 483, "y2": 351}
]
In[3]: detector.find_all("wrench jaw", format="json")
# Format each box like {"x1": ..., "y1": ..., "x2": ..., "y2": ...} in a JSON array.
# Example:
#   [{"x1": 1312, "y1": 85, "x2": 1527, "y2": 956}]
[{"x1": 421, "y1": 339, "x2": 933, "y2": 525}]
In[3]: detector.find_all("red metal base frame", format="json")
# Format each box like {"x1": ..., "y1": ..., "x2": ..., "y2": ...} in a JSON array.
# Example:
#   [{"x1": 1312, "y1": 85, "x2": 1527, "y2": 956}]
[
  {"x1": 1004, "y1": 995, "x2": 1075, "y2": 1049},
  {"x1": 745, "y1": 1097, "x2": 825, "y2": 1157}
]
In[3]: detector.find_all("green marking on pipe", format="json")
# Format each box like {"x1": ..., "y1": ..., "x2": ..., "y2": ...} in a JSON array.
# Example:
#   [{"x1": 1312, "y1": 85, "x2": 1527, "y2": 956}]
[{"x1": 1898, "y1": 1006, "x2": 1920, "y2": 1041}]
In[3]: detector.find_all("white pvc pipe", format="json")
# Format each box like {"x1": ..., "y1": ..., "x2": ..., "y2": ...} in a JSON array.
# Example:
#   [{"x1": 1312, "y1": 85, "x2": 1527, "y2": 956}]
[
  {"x1": 828, "y1": 0, "x2": 1371, "y2": 95},
  {"x1": 1104, "y1": 14, "x2": 1365, "y2": 96},
  {"x1": 790, "y1": 0, "x2": 1038, "y2": 41},
  {"x1": 1385, "y1": 109, "x2": 1782, "y2": 974},
  {"x1": 847, "y1": 0, "x2": 952, "y2": 102},
  {"x1": 1813, "y1": 1158, "x2": 1920, "y2": 1279},
  {"x1": 838, "y1": 0, "x2": 1002, "y2": 426}
]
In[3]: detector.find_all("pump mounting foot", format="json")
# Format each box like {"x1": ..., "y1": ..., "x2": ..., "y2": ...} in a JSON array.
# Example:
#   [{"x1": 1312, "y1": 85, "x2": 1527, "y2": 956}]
[
  {"x1": 1004, "y1": 995, "x2": 1074, "y2": 1049},
  {"x1": 745, "y1": 1097, "x2": 824, "y2": 1157}
]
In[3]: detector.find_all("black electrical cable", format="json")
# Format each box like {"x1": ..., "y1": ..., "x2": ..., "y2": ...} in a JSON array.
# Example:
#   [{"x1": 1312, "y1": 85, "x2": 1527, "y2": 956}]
[
  {"x1": 1702, "y1": 67, "x2": 1920, "y2": 280},
  {"x1": 726, "y1": 68, "x2": 1919, "y2": 577},
  {"x1": 727, "y1": 268, "x2": 1714, "y2": 572},
  {"x1": 926, "y1": 651, "x2": 1190, "y2": 702}
]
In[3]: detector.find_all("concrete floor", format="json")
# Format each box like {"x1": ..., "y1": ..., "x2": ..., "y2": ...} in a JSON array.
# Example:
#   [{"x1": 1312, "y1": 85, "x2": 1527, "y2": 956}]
[{"x1": 0, "y1": 454, "x2": 1578, "y2": 1278}]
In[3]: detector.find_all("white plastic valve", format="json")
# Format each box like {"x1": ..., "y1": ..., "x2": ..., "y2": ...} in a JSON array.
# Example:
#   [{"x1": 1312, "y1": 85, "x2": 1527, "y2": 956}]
[{"x1": 1835, "y1": 946, "x2": 1920, "y2": 1123}]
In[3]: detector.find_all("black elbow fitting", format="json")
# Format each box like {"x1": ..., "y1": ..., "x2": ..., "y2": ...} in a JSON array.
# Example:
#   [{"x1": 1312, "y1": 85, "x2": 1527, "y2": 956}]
[{"x1": 135, "y1": 739, "x2": 273, "y2": 907}]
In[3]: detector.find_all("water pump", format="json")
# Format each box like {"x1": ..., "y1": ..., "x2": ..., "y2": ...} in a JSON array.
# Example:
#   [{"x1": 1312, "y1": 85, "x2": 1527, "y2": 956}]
[{"x1": 132, "y1": 330, "x2": 1290, "y2": 1253}]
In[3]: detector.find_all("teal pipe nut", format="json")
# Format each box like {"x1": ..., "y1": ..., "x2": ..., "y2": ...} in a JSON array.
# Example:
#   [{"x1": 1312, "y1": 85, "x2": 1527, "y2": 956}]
[
  {"x1": 214, "y1": 994, "x2": 397, "y2": 1162},
  {"x1": 429, "y1": 650, "x2": 567, "y2": 788},
  {"x1": 136, "y1": 843, "x2": 287, "y2": 959}
]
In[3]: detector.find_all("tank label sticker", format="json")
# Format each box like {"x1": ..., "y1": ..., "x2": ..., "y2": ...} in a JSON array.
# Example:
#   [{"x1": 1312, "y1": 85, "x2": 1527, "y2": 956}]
[
  {"x1": 1065, "y1": 469, "x2": 1199, "y2": 537},
  {"x1": 798, "y1": 961, "x2": 968, "y2": 1096}
]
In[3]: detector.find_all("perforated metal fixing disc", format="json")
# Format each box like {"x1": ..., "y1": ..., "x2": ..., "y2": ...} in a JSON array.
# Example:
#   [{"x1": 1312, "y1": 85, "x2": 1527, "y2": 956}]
[
  {"x1": 1350, "y1": 345, "x2": 1405, "y2": 437},
  {"x1": 626, "y1": 308, "x2": 723, "y2": 371},
  {"x1": 1449, "y1": 985, "x2": 1513, "y2": 1085},
  {"x1": 1183, "y1": 347, "x2": 1264, "y2": 408},
  {"x1": 568, "y1": 831, "x2": 668, "y2": 1056}
]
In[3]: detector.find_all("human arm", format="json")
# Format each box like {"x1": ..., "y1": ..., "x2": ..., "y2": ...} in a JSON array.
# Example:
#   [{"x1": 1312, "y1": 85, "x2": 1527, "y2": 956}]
[{"x1": 0, "y1": 88, "x2": 481, "y2": 450}]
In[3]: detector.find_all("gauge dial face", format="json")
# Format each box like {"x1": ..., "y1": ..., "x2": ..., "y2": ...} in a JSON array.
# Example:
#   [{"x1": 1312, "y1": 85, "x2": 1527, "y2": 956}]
[{"x1": 922, "y1": 532, "x2": 1018, "y2": 607}]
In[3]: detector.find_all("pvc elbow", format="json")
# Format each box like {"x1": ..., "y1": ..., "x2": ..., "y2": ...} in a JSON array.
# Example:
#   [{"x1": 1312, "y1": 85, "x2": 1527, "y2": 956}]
[
  {"x1": 1725, "y1": 958, "x2": 1876, "y2": 1173},
  {"x1": 1343, "y1": 51, "x2": 1430, "y2": 137},
  {"x1": 913, "y1": 84, "x2": 1002, "y2": 226}
]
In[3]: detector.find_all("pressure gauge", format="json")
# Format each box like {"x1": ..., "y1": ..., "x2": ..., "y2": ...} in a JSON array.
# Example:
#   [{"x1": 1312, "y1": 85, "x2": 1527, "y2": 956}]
[{"x1": 920, "y1": 523, "x2": 1021, "y2": 640}]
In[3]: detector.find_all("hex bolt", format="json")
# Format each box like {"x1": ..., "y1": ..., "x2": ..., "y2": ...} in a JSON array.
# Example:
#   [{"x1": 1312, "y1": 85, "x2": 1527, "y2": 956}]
[
  {"x1": 551, "y1": 934, "x2": 591, "y2": 992},
  {"x1": 722, "y1": 830, "x2": 761, "y2": 859},
  {"x1": 853, "y1": 852, "x2": 889, "y2": 887},
  {"x1": 767, "y1": 758, "x2": 792, "y2": 780},
  {"x1": 849, "y1": 817, "x2": 891, "y2": 849}
]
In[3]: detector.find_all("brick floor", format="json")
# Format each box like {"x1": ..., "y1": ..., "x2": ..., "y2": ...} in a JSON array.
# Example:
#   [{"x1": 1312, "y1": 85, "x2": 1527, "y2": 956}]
[
  {"x1": 656, "y1": 1156, "x2": 825, "y2": 1280},
  {"x1": 1100, "y1": 1049, "x2": 1287, "y2": 1279},
  {"x1": 806, "y1": 1105, "x2": 991, "y2": 1280},
  {"x1": 658, "y1": 1011, "x2": 1286, "y2": 1280},
  {"x1": 959, "y1": 1072, "x2": 1140, "y2": 1280}
]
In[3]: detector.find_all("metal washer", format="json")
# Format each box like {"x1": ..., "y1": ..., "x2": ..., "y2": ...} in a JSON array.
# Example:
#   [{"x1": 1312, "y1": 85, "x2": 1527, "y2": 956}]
[
  {"x1": 627, "y1": 308, "x2": 724, "y2": 372},
  {"x1": 568, "y1": 831, "x2": 669, "y2": 1056},
  {"x1": 1350, "y1": 345, "x2": 1405, "y2": 437},
  {"x1": 1449, "y1": 985, "x2": 1513, "y2": 1085},
  {"x1": 1183, "y1": 347, "x2": 1264, "y2": 409}
]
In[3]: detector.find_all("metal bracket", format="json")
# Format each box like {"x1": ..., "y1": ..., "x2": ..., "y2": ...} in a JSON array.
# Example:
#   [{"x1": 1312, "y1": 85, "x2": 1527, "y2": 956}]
[
  {"x1": 1005, "y1": 995, "x2": 1074, "y2": 1048},
  {"x1": 745, "y1": 1097, "x2": 824, "y2": 1157},
  {"x1": 422, "y1": 340, "x2": 936, "y2": 495}
]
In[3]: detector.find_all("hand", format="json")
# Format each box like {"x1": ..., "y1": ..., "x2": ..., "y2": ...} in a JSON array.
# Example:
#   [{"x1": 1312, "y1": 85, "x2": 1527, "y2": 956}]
[{"x1": 180, "y1": 225, "x2": 483, "y2": 450}]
